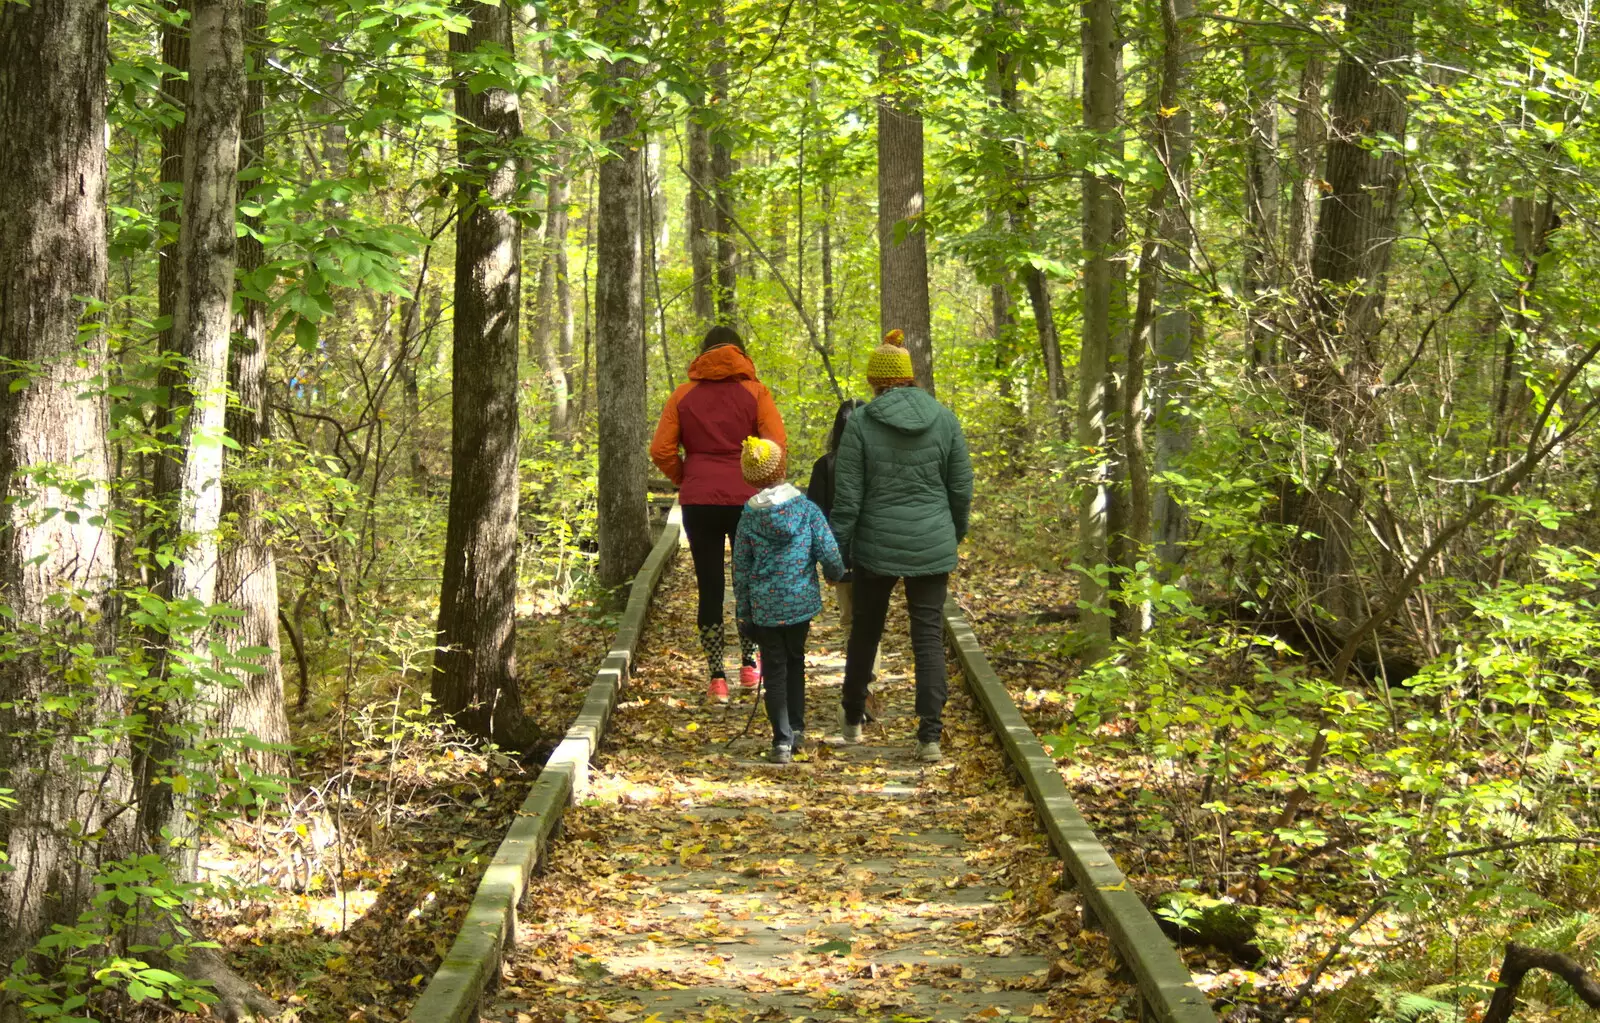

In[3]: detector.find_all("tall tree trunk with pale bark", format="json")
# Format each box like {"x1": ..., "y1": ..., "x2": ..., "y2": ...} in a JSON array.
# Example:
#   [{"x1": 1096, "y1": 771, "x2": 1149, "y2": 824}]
[
  {"x1": 145, "y1": 0, "x2": 248, "y2": 869},
  {"x1": 1077, "y1": 0, "x2": 1129, "y2": 655},
  {"x1": 214, "y1": 0, "x2": 289, "y2": 775},
  {"x1": 877, "y1": 17, "x2": 935, "y2": 394},
  {"x1": 530, "y1": 35, "x2": 572, "y2": 439},
  {"x1": 433, "y1": 0, "x2": 533, "y2": 746},
  {"x1": 595, "y1": 0, "x2": 652, "y2": 587},
  {"x1": 0, "y1": 0, "x2": 124, "y2": 981}
]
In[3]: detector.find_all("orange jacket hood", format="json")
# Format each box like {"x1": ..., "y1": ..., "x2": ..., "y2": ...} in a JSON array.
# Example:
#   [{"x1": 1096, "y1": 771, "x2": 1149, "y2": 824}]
[{"x1": 689, "y1": 345, "x2": 757, "y2": 382}]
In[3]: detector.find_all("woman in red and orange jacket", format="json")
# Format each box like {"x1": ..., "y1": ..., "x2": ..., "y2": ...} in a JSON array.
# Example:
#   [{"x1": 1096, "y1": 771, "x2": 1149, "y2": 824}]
[{"x1": 650, "y1": 326, "x2": 787, "y2": 703}]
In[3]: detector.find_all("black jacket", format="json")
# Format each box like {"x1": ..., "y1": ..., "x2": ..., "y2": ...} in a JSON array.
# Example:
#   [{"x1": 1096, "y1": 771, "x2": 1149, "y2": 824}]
[{"x1": 806, "y1": 452, "x2": 837, "y2": 524}]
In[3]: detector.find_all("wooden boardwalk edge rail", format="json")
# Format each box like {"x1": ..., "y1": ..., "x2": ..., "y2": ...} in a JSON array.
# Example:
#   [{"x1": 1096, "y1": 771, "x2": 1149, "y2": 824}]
[
  {"x1": 943, "y1": 602, "x2": 1219, "y2": 1023},
  {"x1": 406, "y1": 506, "x2": 684, "y2": 1023}
]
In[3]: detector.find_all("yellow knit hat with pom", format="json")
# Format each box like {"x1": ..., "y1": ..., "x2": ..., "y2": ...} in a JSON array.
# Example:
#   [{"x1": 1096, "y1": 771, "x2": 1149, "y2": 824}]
[
  {"x1": 740, "y1": 436, "x2": 786, "y2": 488},
  {"x1": 866, "y1": 329, "x2": 916, "y2": 386}
]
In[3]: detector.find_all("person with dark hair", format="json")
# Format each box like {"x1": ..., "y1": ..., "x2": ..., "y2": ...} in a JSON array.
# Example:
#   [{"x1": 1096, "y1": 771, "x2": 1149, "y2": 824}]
[
  {"x1": 651, "y1": 326, "x2": 787, "y2": 703},
  {"x1": 831, "y1": 330, "x2": 973, "y2": 763},
  {"x1": 806, "y1": 398, "x2": 870, "y2": 657}
]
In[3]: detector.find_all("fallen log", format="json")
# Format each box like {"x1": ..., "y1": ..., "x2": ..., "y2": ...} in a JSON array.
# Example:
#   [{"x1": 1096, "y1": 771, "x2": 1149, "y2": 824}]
[{"x1": 1483, "y1": 942, "x2": 1600, "y2": 1023}]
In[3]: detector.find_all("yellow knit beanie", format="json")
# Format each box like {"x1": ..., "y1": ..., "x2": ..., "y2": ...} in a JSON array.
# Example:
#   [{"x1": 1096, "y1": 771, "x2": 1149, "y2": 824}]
[
  {"x1": 866, "y1": 329, "x2": 916, "y2": 387},
  {"x1": 740, "y1": 436, "x2": 786, "y2": 488}
]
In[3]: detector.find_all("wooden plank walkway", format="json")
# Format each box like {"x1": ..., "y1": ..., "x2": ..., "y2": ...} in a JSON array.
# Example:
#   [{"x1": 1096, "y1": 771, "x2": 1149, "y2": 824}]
[{"x1": 489, "y1": 561, "x2": 1135, "y2": 1023}]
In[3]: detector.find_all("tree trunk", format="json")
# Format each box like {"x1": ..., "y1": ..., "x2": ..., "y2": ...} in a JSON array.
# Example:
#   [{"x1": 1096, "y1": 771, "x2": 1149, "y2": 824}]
[
  {"x1": 146, "y1": 0, "x2": 247, "y2": 870},
  {"x1": 0, "y1": 0, "x2": 124, "y2": 980},
  {"x1": 530, "y1": 38, "x2": 571, "y2": 439},
  {"x1": 214, "y1": 0, "x2": 289, "y2": 775},
  {"x1": 1076, "y1": 0, "x2": 1129, "y2": 655},
  {"x1": 687, "y1": 115, "x2": 715, "y2": 323},
  {"x1": 595, "y1": 0, "x2": 652, "y2": 587},
  {"x1": 433, "y1": 0, "x2": 533, "y2": 747},
  {"x1": 1291, "y1": 0, "x2": 1413, "y2": 623},
  {"x1": 990, "y1": 6, "x2": 1065, "y2": 414},
  {"x1": 710, "y1": 14, "x2": 738, "y2": 325},
  {"x1": 158, "y1": 0, "x2": 191, "y2": 353},
  {"x1": 712, "y1": 129, "x2": 738, "y2": 325},
  {"x1": 1243, "y1": 40, "x2": 1281, "y2": 368},
  {"x1": 821, "y1": 178, "x2": 836, "y2": 354},
  {"x1": 1151, "y1": 0, "x2": 1198, "y2": 572},
  {"x1": 1286, "y1": 46, "x2": 1327, "y2": 315},
  {"x1": 877, "y1": 20, "x2": 936, "y2": 394}
]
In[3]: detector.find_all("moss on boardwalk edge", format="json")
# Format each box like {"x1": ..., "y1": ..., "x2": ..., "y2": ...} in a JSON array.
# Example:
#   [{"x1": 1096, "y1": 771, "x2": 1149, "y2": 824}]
[
  {"x1": 943, "y1": 602, "x2": 1219, "y2": 1023},
  {"x1": 405, "y1": 509, "x2": 684, "y2": 1023}
]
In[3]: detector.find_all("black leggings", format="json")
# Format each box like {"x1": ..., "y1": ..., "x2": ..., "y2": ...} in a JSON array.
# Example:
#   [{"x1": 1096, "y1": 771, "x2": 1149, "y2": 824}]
[
  {"x1": 842, "y1": 569, "x2": 949, "y2": 743},
  {"x1": 752, "y1": 620, "x2": 810, "y2": 748},
  {"x1": 682, "y1": 504, "x2": 757, "y2": 675}
]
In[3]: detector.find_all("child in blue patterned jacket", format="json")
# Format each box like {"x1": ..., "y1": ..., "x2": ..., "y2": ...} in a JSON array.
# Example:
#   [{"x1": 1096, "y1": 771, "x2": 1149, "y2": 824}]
[{"x1": 732, "y1": 437, "x2": 846, "y2": 762}]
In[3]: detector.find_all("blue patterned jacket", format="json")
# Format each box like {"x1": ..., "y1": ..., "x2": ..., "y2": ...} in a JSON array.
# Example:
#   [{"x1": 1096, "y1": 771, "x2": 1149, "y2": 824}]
[{"x1": 733, "y1": 484, "x2": 846, "y2": 628}]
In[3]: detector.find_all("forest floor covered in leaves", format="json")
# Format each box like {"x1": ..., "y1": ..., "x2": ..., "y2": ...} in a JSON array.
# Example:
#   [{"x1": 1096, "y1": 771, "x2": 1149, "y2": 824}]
[
  {"x1": 949, "y1": 512, "x2": 1598, "y2": 1023},
  {"x1": 186, "y1": 601, "x2": 620, "y2": 1022},
  {"x1": 951, "y1": 533, "x2": 1399, "y2": 1018},
  {"x1": 490, "y1": 557, "x2": 1135, "y2": 1023}
]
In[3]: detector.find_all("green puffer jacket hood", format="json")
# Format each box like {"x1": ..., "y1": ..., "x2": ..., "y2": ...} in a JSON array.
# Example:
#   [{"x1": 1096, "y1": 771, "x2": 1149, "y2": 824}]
[{"x1": 829, "y1": 387, "x2": 974, "y2": 578}]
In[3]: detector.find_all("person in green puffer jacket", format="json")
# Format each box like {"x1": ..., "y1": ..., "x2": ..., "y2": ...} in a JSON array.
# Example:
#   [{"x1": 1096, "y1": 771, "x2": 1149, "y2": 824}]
[{"x1": 831, "y1": 330, "x2": 974, "y2": 764}]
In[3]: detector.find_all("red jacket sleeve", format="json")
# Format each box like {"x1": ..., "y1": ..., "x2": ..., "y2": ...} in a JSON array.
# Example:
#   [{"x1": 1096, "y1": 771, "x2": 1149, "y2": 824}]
[
  {"x1": 745, "y1": 380, "x2": 787, "y2": 450},
  {"x1": 650, "y1": 383, "x2": 692, "y2": 485}
]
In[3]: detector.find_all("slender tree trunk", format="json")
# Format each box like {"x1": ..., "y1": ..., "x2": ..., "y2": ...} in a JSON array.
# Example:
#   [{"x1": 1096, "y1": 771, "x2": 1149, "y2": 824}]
[
  {"x1": 877, "y1": 17, "x2": 936, "y2": 393},
  {"x1": 1244, "y1": 40, "x2": 1281, "y2": 368},
  {"x1": 687, "y1": 115, "x2": 715, "y2": 323},
  {"x1": 0, "y1": 0, "x2": 124, "y2": 980},
  {"x1": 576, "y1": 171, "x2": 596, "y2": 425},
  {"x1": 215, "y1": 0, "x2": 289, "y2": 774},
  {"x1": 821, "y1": 178, "x2": 836, "y2": 355},
  {"x1": 1151, "y1": 0, "x2": 1198, "y2": 572},
  {"x1": 433, "y1": 0, "x2": 533, "y2": 746},
  {"x1": 595, "y1": 0, "x2": 652, "y2": 586},
  {"x1": 1076, "y1": 0, "x2": 1129, "y2": 655},
  {"x1": 531, "y1": 38, "x2": 571, "y2": 438},
  {"x1": 712, "y1": 131, "x2": 738, "y2": 324},
  {"x1": 990, "y1": 4, "x2": 1065, "y2": 413},
  {"x1": 533, "y1": 172, "x2": 572, "y2": 436},
  {"x1": 710, "y1": 13, "x2": 738, "y2": 325},
  {"x1": 645, "y1": 135, "x2": 674, "y2": 388},
  {"x1": 158, "y1": 0, "x2": 191, "y2": 353}
]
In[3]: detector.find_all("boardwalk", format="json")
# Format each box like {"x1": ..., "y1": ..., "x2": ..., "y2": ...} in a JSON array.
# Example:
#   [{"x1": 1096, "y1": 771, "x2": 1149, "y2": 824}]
[{"x1": 491, "y1": 560, "x2": 1133, "y2": 1022}]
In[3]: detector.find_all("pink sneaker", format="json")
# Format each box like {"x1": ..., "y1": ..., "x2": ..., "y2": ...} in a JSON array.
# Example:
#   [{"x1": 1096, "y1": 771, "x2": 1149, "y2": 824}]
[
  {"x1": 708, "y1": 677, "x2": 730, "y2": 703},
  {"x1": 739, "y1": 663, "x2": 761, "y2": 689}
]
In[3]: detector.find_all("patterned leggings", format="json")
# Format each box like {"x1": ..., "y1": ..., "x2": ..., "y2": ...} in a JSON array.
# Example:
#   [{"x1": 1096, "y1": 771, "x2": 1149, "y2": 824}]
[{"x1": 697, "y1": 624, "x2": 759, "y2": 680}]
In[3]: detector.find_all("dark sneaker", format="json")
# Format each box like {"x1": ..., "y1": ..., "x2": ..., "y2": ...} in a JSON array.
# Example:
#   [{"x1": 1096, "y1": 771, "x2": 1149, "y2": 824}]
[
  {"x1": 790, "y1": 733, "x2": 806, "y2": 756},
  {"x1": 916, "y1": 741, "x2": 942, "y2": 764}
]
